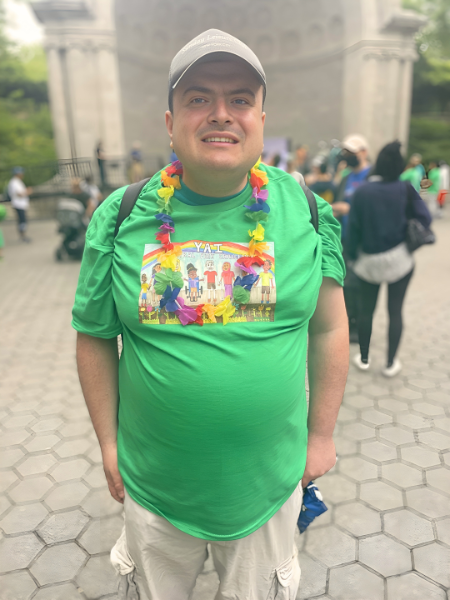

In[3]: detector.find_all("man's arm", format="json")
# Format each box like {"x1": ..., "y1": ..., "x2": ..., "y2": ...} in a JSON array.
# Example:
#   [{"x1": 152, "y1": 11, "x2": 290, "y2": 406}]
[
  {"x1": 76, "y1": 332, "x2": 124, "y2": 503},
  {"x1": 302, "y1": 277, "x2": 349, "y2": 487}
]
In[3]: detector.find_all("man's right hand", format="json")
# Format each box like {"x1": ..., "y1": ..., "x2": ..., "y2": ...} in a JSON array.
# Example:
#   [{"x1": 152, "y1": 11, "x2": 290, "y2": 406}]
[{"x1": 102, "y1": 443, "x2": 125, "y2": 504}]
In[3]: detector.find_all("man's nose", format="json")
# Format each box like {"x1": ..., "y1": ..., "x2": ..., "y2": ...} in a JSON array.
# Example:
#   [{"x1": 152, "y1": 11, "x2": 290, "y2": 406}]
[{"x1": 208, "y1": 98, "x2": 233, "y2": 125}]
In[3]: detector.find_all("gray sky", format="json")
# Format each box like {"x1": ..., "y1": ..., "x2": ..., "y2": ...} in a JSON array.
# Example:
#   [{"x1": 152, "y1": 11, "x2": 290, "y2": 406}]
[{"x1": 4, "y1": 0, "x2": 43, "y2": 46}]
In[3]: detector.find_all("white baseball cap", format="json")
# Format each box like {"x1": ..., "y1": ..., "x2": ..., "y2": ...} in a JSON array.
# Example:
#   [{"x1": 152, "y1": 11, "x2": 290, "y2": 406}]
[{"x1": 342, "y1": 134, "x2": 369, "y2": 153}]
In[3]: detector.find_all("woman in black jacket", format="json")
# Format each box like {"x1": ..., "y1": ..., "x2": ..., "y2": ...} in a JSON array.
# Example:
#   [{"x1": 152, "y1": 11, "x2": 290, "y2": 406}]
[{"x1": 347, "y1": 141, "x2": 432, "y2": 377}]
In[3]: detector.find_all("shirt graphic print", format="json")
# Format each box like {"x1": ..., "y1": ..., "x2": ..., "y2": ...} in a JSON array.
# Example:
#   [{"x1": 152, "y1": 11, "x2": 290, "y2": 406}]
[{"x1": 138, "y1": 240, "x2": 276, "y2": 325}]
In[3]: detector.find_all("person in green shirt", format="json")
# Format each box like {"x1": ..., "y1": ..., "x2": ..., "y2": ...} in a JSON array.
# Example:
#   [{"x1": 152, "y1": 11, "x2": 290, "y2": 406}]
[
  {"x1": 73, "y1": 29, "x2": 348, "y2": 600},
  {"x1": 400, "y1": 154, "x2": 425, "y2": 191}
]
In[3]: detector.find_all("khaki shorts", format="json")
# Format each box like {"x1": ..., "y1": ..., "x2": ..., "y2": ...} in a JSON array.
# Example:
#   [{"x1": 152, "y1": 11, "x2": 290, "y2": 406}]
[
  {"x1": 112, "y1": 484, "x2": 303, "y2": 600},
  {"x1": 262, "y1": 285, "x2": 271, "y2": 294},
  {"x1": 207, "y1": 282, "x2": 216, "y2": 289}
]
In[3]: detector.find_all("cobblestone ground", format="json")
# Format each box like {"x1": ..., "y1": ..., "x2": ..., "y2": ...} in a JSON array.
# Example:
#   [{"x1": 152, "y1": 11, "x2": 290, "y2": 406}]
[{"x1": 0, "y1": 217, "x2": 449, "y2": 600}]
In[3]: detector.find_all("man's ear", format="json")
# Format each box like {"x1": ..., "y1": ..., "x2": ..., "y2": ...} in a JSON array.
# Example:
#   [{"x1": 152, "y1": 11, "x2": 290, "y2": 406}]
[{"x1": 165, "y1": 110, "x2": 174, "y2": 143}]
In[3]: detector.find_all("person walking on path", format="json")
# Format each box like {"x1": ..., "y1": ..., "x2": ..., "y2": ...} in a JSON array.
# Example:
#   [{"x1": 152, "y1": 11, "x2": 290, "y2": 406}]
[
  {"x1": 96, "y1": 140, "x2": 106, "y2": 188},
  {"x1": 7, "y1": 166, "x2": 33, "y2": 242},
  {"x1": 400, "y1": 153, "x2": 425, "y2": 191},
  {"x1": 332, "y1": 134, "x2": 371, "y2": 343},
  {"x1": 347, "y1": 141, "x2": 431, "y2": 377},
  {"x1": 72, "y1": 29, "x2": 348, "y2": 600}
]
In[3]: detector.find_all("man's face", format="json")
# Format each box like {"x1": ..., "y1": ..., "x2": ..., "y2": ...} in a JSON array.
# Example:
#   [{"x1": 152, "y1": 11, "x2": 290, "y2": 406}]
[
  {"x1": 263, "y1": 261, "x2": 271, "y2": 272},
  {"x1": 205, "y1": 260, "x2": 214, "y2": 270},
  {"x1": 166, "y1": 57, "x2": 265, "y2": 176}
]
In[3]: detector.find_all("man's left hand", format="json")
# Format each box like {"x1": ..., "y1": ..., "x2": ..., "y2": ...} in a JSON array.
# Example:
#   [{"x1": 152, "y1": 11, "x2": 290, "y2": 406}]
[{"x1": 301, "y1": 434, "x2": 337, "y2": 488}]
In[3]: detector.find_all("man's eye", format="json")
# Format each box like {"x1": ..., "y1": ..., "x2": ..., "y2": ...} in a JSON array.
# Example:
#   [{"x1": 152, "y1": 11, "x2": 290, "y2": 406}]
[
  {"x1": 191, "y1": 98, "x2": 206, "y2": 104},
  {"x1": 233, "y1": 99, "x2": 249, "y2": 105}
]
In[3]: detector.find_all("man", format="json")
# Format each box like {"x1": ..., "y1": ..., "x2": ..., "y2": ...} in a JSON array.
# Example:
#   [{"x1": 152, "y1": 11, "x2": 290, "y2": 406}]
[
  {"x1": 8, "y1": 166, "x2": 33, "y2": 242},
  {"x1": 73, "y1": 29, "x2": 348, "y2": 599},
  {"x1": 332, "y1": 134, "x2": 371, "y2": 343}
]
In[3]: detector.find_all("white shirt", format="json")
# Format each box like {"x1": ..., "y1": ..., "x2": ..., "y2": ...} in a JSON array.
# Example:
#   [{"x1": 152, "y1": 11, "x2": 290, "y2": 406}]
[{"x1": 8, "y1": 177, "x2": 29, "y2": 210}]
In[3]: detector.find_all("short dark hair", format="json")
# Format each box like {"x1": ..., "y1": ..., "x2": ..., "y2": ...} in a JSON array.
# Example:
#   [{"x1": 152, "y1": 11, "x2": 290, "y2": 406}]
[{"x1": 374, "y1": 141, "x2": 405, "y2": 182}]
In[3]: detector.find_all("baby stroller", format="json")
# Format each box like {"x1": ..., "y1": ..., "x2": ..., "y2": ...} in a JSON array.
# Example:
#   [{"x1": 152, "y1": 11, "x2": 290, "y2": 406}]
[{"x1": 55, "y1": 198, "x2": 86, "y2": 261}]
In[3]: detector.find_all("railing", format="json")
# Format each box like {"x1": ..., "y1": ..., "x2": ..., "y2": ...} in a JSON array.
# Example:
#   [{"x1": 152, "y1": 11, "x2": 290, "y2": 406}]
[{"x1": 0, "y1": 154, "x2": 164, "y2": 199}]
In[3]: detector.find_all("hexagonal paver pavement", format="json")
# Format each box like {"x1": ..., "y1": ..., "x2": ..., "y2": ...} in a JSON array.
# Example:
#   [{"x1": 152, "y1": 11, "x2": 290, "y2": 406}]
[
  {"x1": 44, "y1": 481, "x2": 90, "y2": 511},
  {"x1": 413, "y1": 543, "x2": 450, "y2": 587},
  {"x1": 334, "y1": 502, "x2": 381, "y2": 536},
  {"x1": 383, "y1": 509, "x2": 434, "y2": 547},
  {"x1": 32, "y1": 582, "x2": 85, "y2": 600},
  {"x1": 49, "y1": 457, "x2": 91, "y2": 482},
  {"x1": 360, "y1": 440, "x2": 398, "y2": 463},
  {"x1": 16, "y1": 454, "x2": 58, "y2": 477},
  {"x1": 0, "y1": 570, "x2": 37, "y2": 600},
  {"x1": 328, "y1": 563, "x2": 384, "y2": 600},
  {"x1": 0, "y1": 503, "x2": 48, "y2": 535},
  {"x1": 0, "y1": 533, "x2": 44, "y2": 572},
  {"x1": 37, "y1": 509, "x2": 90, "y2": 544},
  {"x1": 386, "y1": 572, "x2": 447, "y2": 600},
  {"x1": 359, "y1": 533, "x2": 411, "y2": 577},
  {"x1": 7, "y1": 476, "x2": 54, "y2": 503},
  {"x1": 30, "y1": 542, "x2": 87, "y2": 585},
  {"x1": 3, "y1": 219, "x2": 450, "y2": 600},
  {"x1": 78, "y1": 515, "x2": 123, "y2": 554},
  {"x1": 406, "y1": 487, "x2": 449, "y2": 519},
  {"x1": 76, "y1": 554, "x2": 119, "y2": 598},
  {"x1": 338, "y1": 456, "x2": 378, "y2": 482},
  {"x1": 305, "y1": 525, "x2": 356, "y2": 567},
  {"x1": 401, "y1": 444, "x2": 441, "y2": 468},
  {"x1": 381, "y1": 462, "x2": 423, "y2": 488},
  {"x1": 360, "y1": 481, "x2": 404, "y2": 511}
]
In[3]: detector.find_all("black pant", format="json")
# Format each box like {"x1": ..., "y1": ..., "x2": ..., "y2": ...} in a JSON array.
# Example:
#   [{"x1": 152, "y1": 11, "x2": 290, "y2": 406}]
[
  {"x1": 15, "y1": 208, "x2": 27, "y2": 232},
  {"x1": 356, "y1": 270, "x2": 414, "y2": 365}
]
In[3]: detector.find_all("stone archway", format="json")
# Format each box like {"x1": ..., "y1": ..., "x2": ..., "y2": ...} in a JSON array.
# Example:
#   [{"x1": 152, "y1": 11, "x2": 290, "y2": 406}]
[{"x1": 33, "y1": 0, "x2": 425, "y2": 162}]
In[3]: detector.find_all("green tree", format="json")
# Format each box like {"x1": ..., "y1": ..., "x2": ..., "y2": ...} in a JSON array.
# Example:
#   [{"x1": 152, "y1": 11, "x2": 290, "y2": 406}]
[
  {"x1": 0, "y1": 0, "x2": 56, "y2": 185},
  {"x1": 402, "y1": 0, "x2": 450, "y2": 163}
]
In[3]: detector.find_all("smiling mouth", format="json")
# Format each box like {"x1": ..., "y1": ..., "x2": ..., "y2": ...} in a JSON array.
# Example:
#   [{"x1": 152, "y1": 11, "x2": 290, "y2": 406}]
[{"x1": 202, "y1": 137, "x2": 238, "y2": 144}]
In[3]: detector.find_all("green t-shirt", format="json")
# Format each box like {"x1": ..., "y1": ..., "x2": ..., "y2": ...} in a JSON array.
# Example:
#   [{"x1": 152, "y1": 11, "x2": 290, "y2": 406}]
[
  {"x1": 400, "y1": 167, "x2": 422, "y2": 191},
  {"x1": 428, "y1": 167, "x2": 440, "y2": 193},
  {"x1": 72, "y1": 165, "x2": 345, "y2": 541}
]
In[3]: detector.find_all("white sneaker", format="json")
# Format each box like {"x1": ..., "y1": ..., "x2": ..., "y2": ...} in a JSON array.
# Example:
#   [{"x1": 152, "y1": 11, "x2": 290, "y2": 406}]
[
  {"x1": 382, "y1": 358, "x2": 402, "y2": 377},
  {"x1": 353, "y1": 354, "x2": 370, "y2": 371}
]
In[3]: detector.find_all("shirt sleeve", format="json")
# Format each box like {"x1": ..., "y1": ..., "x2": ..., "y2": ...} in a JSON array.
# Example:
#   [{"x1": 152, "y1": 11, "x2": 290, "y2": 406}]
[
  {"x1": 72, "y1": 186, "x2": 127, "y2": 338},
  {"x1": 315, "y1": 193, "x2": 346, "y2": 286}
]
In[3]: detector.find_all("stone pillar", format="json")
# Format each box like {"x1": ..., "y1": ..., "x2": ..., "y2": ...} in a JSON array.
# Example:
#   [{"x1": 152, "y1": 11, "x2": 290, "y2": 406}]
[
  {"x1": 33, "y1": 0, "x2": 125, "y2": 163},
  {"x1": 44, "y1": 46, "x2": 72, "y2": 159},
  {"x1": 95, "y1": 46, "x2": 126, "y2": 158},
  {"x1": 342, "y1": 43, "x2": 418, "y2": 158}
]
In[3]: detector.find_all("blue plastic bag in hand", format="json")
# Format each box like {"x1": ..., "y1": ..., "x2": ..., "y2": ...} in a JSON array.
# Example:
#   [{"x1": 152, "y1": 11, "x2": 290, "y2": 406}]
[{"x1": 297, "y1": 481, "x2": 328, "y2": 533}]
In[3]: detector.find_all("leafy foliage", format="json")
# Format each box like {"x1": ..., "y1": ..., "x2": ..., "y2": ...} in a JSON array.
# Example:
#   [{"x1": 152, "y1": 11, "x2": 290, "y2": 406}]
[
  {"x1": 402, "y1": 0, "x2": 450, "y2": 162},
  {"x1": 0, "y1": 0, "x2": 56, "y2": 177},
  {"x1": 409, "y1": 116, "x2": 450, "y2": 165}
]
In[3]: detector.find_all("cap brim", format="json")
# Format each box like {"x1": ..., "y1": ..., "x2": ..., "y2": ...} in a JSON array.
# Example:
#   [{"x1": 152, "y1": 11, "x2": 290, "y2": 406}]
[{"x1": 171, "y1": 51, "x2": 266, "y2": 91}]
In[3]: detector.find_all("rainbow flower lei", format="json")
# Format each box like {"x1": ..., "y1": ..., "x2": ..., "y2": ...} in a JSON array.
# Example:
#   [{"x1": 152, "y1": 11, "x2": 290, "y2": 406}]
[{"x1": 153, "y1": 158, "x2": 270, "y2": 326}]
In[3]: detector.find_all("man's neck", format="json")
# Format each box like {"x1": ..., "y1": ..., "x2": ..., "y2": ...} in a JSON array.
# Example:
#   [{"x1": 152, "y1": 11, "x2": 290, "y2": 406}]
[
  {"x1": 182, "y1": 168, "x2": 248, "y2": 198},
  {"x1": 354, "y1": 160, "x2": 370, "y2": 173}
]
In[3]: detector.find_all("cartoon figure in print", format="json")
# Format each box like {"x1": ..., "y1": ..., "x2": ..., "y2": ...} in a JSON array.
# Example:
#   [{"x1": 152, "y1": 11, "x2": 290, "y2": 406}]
[
  {"x1": 219, "y1": 261, "x2": 235, "y2": 300},
  {"x1": 151, "y1": 263, "x2": 162, "y2": 305},
  {"x1": 140, "y1": 273, "x2": 150, "y2": 307},
  {"x1": 204, "y1": 259, "x2": 218, "y2": 304},
  {"x1": 255, "y1": 259, "x2": 275, "y2": 304},
  {"x1": 184, "y1": 263, "x2": 203, "y2": 303}
]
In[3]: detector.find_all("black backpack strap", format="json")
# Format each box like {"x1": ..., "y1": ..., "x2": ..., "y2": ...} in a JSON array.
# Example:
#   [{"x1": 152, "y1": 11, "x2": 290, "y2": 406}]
[
  {"x1": 299, "y1": 179, "x2": 319, "y2": 233},
  {"x1": 114, "y1": 178, "x2": 151, "y2": 238}
]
